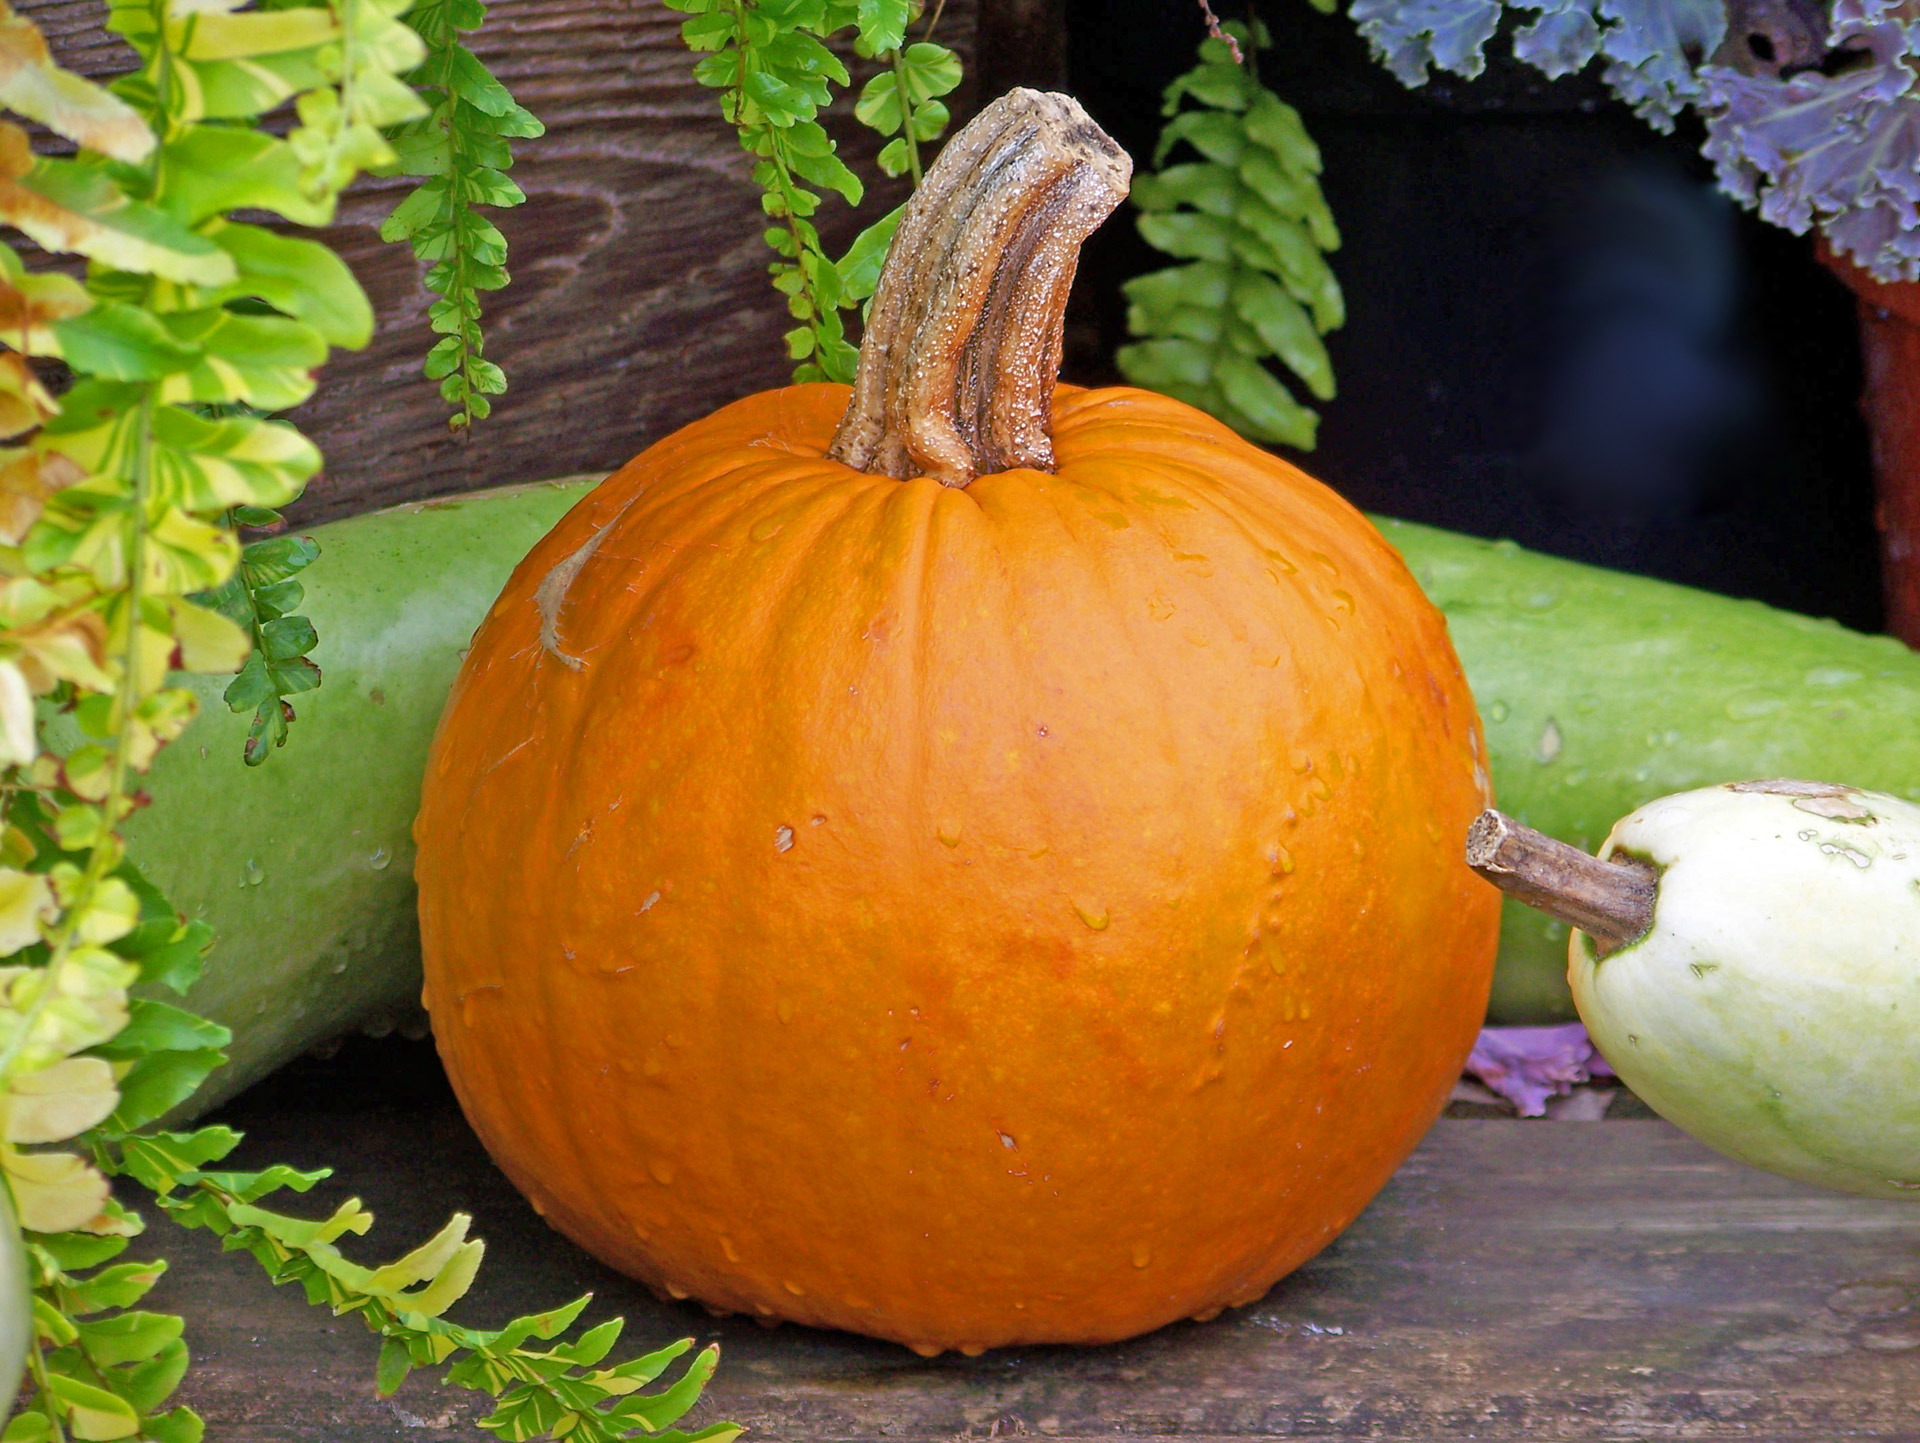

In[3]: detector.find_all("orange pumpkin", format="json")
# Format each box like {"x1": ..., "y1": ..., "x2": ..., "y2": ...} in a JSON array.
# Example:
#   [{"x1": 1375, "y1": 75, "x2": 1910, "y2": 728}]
[{"x1": 415, "y1": 90, "x2": 1497, "y2": 1354}]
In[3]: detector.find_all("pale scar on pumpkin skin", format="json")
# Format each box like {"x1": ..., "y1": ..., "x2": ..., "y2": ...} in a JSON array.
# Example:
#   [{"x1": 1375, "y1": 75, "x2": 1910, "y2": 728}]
[{"x1": 535, "y1": 497, "x2": 640, "y2": 669}]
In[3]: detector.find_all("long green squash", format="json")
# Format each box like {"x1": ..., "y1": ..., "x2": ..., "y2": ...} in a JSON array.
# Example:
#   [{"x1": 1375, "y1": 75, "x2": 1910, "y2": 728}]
[
  {"x1": 128, "y1": 482, "x2": 1920, "y2": 1109},
  {"x1": 128, "y1": 480, "x2": 594, "y2": 1110}
]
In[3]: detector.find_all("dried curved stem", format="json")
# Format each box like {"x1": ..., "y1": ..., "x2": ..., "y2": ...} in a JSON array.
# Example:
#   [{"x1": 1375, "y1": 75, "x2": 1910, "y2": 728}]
[
  {"x1": 828, "y1": 87, "x2": 1131, "y2": 487},
  {"x1": 1466, "y1": 809, "x2": 1658, "y2": 953}
]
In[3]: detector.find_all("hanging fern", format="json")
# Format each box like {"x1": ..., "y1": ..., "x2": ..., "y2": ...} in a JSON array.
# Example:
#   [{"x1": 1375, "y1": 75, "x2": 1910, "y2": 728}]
[{"x1": 1118, "y1": 18, "x2": 1344, "y2": 450}]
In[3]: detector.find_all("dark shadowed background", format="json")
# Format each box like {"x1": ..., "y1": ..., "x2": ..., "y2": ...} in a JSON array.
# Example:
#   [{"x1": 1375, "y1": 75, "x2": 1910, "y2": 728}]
[{"x1": 1066, "y1": 0, "x2": 1883, "y2": 632}]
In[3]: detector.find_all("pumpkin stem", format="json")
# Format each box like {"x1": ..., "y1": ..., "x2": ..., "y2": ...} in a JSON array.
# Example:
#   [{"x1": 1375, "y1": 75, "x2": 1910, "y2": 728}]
[
  {"x1": 1466, "y1": 809, "x2": 1658, "y2": 954},
  {"x1": 827, "y1": 88, "x2": 1132, "y2": 488}
]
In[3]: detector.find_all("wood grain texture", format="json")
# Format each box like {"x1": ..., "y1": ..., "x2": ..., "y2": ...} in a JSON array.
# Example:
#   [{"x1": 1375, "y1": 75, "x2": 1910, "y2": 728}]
[
  {"x1": 148, "y1": 1047, "x2": 1920, "y2": 1441},
  {"x1": 18, "y1": 0, "x2": 981, "y2": 524}
]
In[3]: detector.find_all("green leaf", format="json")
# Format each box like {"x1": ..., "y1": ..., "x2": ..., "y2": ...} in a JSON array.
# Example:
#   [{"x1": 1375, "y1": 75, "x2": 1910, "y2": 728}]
[
  {"x1": 1165, "y1": 60, "x2": 1253, "y2": 113},
  {"x1": 200, "y1": 222, "x2": 376, "y2": 349},
  {"x1": 1242, "y1": 92, "x2": 1321, "y2": 176},
  {"x1": 258, "y1": 614, "x2": 317, "y2": 663},
  {"x1": 59, "y1": 1261, "x2": 165, "y2": 1316},
  {"x1": 43, "y1": 1372, "x2": 139, "y2": 1440},
  {"x1": 107, "y1": 1049, "x2": 226, "y2": 1132},
  {"x1": 0, "y1": 159, "x2": 233, "y2": 285},
  {"x1": 3, "y1": 1409, "x2": 51, "y2": 1441},
  {"x1": 177, "y1": 48, "x2": 330, "y2": 121},
  {"x1": 35, "y1": 1232, "x2": 130, "y2": 1273},
  {"x1": 899, "y1": 43, "x2": 962, "y2": 101},
  {"x1": 1152, "y1": 110, "x2": 1244, "y2": 168},
  {"x1": 117, "y1": 1336, "x2": 189, "y2": 1415},
  {"x1": 1232, "y1": 269, "x2": 1334, "y2": 399},
  {"x1": 73, "y1": 1310, "x2": 182, "y2": 1367},
  {"x1": 856, "y1": 0, "x2": 909, "y2": 54},
  {"x1": 837, "y1": 202, "x2": 903, "y2": 303},
  {"x1": 0, "y1": 21, "x2": 153, "y2": 161},
  {"x1": 139, "y1": 1408, "x2": 204, "y2": 1443},
  {"x1": 1122, "y1": 260, "x2": 1231, "y2": 316},
  {"x1": 49, "y1": 301, "x2": 204, "y2": 381},
  {"x1": 154, "y1": 126, "x2": 334, "y2": 228},
  {"x1": 1213, "y1": 350, "x2": 1317, "y2": 447},
  {"x1": 385, "y1": 123, "x2": 451, "y2": 177},
  {"x1": 875, "y1": 136, "x2": 910, "y2": 178},
  {"x1": 155, "y1": 309, "x2": 329, "y2": 411},
  {"x1": 853, "y1": 71, "x2": 903, "y2": 135},
  {"x1": 376, "y1": 1335, "x2": 413, "y2": 1396},
  {"x1": 605, "y1": 1343, "x2": 720, "y2": 1429},
  {"x1": 1133, "y1": 162, "x2": 1236, "y2": 218},
  {"x1": 146, "y1": 407, "x2": 321, "y2": 513},
  {"x1": 905, "y1": 98, "x2": 948, "y2": 142},
  {"x1": 1115, "y1": 336, "x2": 1213, "y2": 389},
  {"x1": 1137, "y1": 211, "x2": 1232, "y2": 264}
]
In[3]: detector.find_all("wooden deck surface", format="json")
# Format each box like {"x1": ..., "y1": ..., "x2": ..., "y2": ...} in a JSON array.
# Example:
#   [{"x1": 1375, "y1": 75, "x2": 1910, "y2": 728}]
[{"x1": 143, "y1": 1044, "x2": 1920, "y2": 1442}]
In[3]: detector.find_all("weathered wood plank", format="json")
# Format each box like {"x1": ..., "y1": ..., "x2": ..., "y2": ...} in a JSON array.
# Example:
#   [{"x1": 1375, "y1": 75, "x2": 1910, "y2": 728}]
[
  {"x1": 19, "y1": 0, "x2": 982, "y2": 523},
  {"x1": 146, "y1": 1049, "x2": 1920, "y2": 1441}
]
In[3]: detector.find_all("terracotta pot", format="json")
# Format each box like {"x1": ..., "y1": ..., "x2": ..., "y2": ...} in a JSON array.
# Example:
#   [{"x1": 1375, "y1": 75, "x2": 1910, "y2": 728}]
[{"x1": 1818, "y1": 241, "x2": 1920, "y2": 647}]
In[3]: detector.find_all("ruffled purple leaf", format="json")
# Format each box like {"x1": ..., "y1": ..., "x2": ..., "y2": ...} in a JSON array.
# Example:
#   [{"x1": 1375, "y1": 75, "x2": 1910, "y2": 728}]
[
  {"x1": 1465, "y1": 1022, "x2": 1615, "y2": 1118},
  {"x1": 1351, "y1": 0, "x2": 1503, "y2": 85},
  {"x1": 1512, "y1": 0, "x2": 1604, "y2": 76},
  {"x1": 1698, "y1": 18, "x2": 1920, "y2": 279},
  {"x1": 1595, "y1": 0, "x2": 1726, "y2": 130}
]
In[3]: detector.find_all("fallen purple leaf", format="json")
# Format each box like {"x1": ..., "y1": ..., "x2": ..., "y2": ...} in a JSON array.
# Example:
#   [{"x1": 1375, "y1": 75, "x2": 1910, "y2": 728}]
[{"x1": 1466, "y1": 1022, "x2": 1616, "y2": 1117}]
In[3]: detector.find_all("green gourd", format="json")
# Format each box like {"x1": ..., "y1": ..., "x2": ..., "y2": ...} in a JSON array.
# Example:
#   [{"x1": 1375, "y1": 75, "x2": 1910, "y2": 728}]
[
  {"x1": 1380, "y1": 518, "x2": 1920, "y2": 1022},
  {"x1": 125, "y1": 480, "x2": 593, "y2": 1111},
  {"x1": 125, "y1": 481, "x2": 1920, "y2": 1112}
]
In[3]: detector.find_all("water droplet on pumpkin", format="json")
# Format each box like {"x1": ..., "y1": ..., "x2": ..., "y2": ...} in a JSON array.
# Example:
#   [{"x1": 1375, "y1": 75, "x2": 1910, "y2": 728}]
[
  {"x1": 244, "y1": 859, "x2": 265, "y2": 886},
  {"x1": 1487, "y1": 700, "x2": 1511, "y2": 723},
  {"x1": 777, "y1": 998, "x2": 795, "y2": 1024},
  {"x1": 1131, "y1": 1242, "x2": 1153, "y2": 1268},
  {"x1": 998, "y1": 1131, "x2": 1017, "y2": 1149},
  {"x1": 1265, "y1": 549, "x2": 1297, "y2": 574},
  {"x1": 1268, "y1": 952, "x2": 1286, "y2": 975},
  {"x1": 749, "y1": 515, "x2": 784, "y2": 542},
  {"x1": 665, "y1": 1282, "x2": 690, "y2": 1300},
  {"x1": 721, "y1": 1235, "x2": 740, "y2": 1262},
  {"x1": 1271, "y1": 843, "x2": 1295, "y2": 875},
  {"x1": 367, "y1": 846, "x2": 391, "y2": 871},
  {"x1": 774, "y1": 824, "x2": 794, "y2": 853},
  {"x1": 1073, "y1": 900, "x2": 1109, "y2": 930},
  {"x1": 1307, "y1": 775, "x2": 1332, "y2": 801},
  {"x1": 1329, "y1": 588, "x2": 1355, "y2": 614},
  {"x1": 1307, "y1": 550, "x2": 1338, "y2": 576},
  {"x1": 783, "y1": 1279, "x2": 807, "y2": 1297},
  {"x1": 1290, "y1": 751, "x2": 1313, "y2": 774},
  {"x1": 937, "y1": 821, "x2": 962, "y2": 847}
]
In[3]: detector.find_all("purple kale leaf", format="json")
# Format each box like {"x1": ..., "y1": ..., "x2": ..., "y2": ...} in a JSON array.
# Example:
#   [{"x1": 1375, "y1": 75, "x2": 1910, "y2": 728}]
[
  {"x1": 1699, "y1": 16, "x2": 1920, "y2": 279},
  {"x1": 1351, "y1": 0, "x2": 1505, "y2": 84},
  {"x1": 1594, "y1": 0, "x2": 1728, "y2": 129}
]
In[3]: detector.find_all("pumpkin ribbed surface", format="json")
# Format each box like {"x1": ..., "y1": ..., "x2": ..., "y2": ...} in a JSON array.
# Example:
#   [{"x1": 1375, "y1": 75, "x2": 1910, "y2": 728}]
[{"x1": 414, "y1": 381, "x2": 1497, "y2": 1352}]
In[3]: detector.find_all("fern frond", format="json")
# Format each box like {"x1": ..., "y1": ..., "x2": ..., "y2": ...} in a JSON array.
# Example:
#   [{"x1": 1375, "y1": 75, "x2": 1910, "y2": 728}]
[{"x1": 1118, "y1": 20, "x2": 1343, "y2": 450}]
